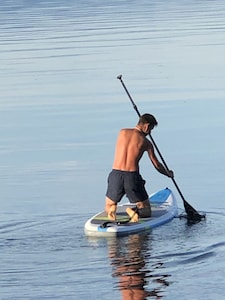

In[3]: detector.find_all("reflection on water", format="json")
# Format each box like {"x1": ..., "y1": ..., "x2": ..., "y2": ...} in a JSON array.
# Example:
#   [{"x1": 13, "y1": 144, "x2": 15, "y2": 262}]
[
  {"x1": 108, "y1": 234, "x2": 170, "y2": 299},
  {"x1": 1, "y1": 0, "x2": 225, "y2": 108}
]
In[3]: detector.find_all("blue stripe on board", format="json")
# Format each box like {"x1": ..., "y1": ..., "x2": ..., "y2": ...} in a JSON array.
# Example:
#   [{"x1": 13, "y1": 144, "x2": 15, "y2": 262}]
[{"x1": 150, "y1": 188, "x2": 171, "y2": 204}]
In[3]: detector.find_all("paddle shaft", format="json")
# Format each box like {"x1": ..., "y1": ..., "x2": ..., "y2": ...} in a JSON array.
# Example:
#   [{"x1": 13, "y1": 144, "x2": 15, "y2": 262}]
[{"x1": 117, "y1": 75, "x2": 198, "y2": 214}]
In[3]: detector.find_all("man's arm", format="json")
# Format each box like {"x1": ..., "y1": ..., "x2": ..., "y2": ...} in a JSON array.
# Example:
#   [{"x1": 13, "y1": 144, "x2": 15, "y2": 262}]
[{"x1": 147, "y1": 141, "x2": 174, "y2": 178}]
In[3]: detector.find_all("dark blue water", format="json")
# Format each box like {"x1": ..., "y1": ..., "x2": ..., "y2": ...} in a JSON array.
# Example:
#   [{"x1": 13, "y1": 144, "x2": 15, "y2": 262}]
[{"x1": 1, "y1": 0, "x2": 225, "y2": 299}]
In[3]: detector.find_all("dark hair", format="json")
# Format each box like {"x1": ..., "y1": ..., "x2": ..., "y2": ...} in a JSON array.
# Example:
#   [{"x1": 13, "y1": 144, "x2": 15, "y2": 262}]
[{"x1": 138, "y1": 113, "x2": 158, "y2": 127}]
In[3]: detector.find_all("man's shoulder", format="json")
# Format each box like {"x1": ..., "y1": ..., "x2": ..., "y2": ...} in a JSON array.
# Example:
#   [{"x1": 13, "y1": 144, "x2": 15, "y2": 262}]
[
  {"x1": 120, "y1": 128, "x2": 133, "y2": 133},
  {"x1": 121, "y1": 127, "x2": 133, "y2": 131},
  {"x1": 144, "y1": 137, "x2": 153, "y2": 149}
]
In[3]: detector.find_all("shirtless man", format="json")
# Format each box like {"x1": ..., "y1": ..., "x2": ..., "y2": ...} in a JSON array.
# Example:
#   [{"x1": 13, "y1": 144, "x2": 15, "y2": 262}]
[{"x1": 105, "y1": 113, "x2": 174, "y2": 222}]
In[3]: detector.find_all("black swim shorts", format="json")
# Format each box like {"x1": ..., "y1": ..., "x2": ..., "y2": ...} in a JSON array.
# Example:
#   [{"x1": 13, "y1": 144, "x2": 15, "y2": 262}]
[{"x1": 106, "y1": 169, "x2": 149, "y2": 204}]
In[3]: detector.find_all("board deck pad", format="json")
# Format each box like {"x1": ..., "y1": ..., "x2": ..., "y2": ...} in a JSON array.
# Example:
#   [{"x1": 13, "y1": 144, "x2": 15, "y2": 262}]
[
  {"x1": 84, "y1": 188, "x2": 178, "y2": 237},
  {"x1": 90, "y1": 189, "x2": 170, "y2": 226}
]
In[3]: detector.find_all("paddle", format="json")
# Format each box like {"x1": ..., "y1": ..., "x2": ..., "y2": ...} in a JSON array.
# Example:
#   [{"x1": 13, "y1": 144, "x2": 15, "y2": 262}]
[{"x1": 117, "y1": 74, "x2": 205, "y2": 223}]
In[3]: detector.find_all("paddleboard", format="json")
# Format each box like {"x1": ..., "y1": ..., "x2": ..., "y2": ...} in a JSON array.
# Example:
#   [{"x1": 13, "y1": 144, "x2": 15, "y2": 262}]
[{"x1": 84, "y1": 187, "x2": 178, "y2": 237}]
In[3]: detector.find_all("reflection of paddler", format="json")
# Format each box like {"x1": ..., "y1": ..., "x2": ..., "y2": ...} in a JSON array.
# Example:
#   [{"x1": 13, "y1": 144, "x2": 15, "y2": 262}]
[
  {"x1": 108, "y1": 234, "x2": 147, "y2": 299},
  {"x1": 108, "y1": 234, "x2": 170, "y2": 300}
]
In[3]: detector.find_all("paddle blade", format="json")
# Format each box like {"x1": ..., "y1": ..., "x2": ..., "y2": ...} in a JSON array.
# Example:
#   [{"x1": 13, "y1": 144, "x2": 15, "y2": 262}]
[{"x1": 183, "y1": 200, "x2": 205, "y2": 223}]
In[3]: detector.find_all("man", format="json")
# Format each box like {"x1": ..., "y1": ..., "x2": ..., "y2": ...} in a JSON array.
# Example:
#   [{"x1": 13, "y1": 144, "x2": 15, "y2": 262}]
[{"x1": 105, "y1": 113, "x2": 174, "y2": 222}]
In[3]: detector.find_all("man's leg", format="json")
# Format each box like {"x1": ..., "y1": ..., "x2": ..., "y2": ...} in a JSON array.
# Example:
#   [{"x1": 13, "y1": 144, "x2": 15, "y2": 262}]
[
  {"x1": 126, "y1": 199, "x2": 151, "y2": 222},
  {"x1": 137, "y1": 199, "x2": 151, "y2": 217},
  {"x1": 105, "y1": 197, "x2": 117, "y2": 221},
  {"x1": 126, "y1": 207, "x2": 139, "y2": 222}
]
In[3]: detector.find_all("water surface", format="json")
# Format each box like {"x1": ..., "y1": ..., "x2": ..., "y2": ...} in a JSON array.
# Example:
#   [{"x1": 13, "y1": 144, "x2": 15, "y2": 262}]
[{"x1": 1, "y1": 0, "x2": 225, "y2": 299}]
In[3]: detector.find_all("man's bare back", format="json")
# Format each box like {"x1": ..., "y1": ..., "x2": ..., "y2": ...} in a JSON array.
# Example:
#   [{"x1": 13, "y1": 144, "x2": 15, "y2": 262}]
[{"x1": 112, "y1": 128, "x2": 149, "y2": 172}]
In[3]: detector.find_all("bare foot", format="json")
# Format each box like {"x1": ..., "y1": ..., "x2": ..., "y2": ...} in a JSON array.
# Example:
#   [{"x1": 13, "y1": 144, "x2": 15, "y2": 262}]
[
  {"x1": 108, "y1": 205, "x2": 116, "y2": 221},
  {"x1": 126, "y1": 207, "x2": 139, "y2": 222}
]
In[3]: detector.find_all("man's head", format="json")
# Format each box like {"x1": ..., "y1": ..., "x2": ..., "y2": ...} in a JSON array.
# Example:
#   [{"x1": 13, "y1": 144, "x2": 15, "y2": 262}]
[
  {"x1": 137, "y1": 113, "x2": 158, "y2": 135},
  {"x1": 138, "y1": 113, "x2": 158, "y2": 127}
]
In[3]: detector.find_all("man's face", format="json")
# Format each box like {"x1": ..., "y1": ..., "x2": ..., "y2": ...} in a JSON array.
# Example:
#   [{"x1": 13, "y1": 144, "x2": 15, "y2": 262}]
[{"x1": 143, "y1": 123, "x2": 154, "y2": 135}]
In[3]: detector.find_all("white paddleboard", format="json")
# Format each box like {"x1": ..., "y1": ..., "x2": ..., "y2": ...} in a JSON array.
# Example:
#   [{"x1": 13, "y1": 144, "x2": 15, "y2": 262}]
[{"x1": 84, "y1": 188, "x2": 178, "y2": 237}]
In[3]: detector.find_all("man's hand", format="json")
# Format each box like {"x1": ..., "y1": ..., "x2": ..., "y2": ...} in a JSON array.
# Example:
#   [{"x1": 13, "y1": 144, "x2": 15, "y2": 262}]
[{"x1": 167, "y1": 170, "x2": 174, "y2": 178}]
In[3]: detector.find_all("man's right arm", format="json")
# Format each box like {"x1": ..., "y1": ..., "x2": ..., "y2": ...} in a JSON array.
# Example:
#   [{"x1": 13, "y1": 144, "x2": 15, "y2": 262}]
[{"x1": 147, "y1": 141, "x2": 174, "y2": 178}]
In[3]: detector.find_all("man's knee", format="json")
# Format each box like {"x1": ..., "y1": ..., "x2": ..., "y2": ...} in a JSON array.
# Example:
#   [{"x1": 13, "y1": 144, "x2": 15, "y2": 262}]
[
  {"x1": 136, "y1": 200, "x2": 151, "y2": 217},
  {"x1": 137, "y1": 207, "x2": 151, "y2": 218}
]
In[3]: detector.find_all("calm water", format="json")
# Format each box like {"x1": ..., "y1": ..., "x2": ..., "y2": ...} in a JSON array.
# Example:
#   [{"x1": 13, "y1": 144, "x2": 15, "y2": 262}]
[{"x1": 1, "y1": 0, "x2": 225, "y2": 299}]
